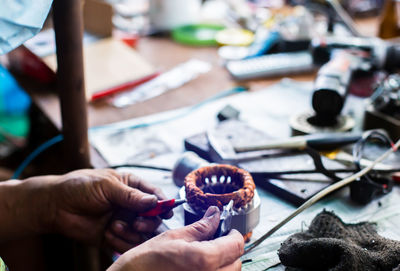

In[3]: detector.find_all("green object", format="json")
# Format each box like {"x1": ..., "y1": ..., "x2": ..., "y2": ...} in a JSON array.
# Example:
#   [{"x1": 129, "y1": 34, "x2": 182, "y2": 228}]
[
  {"x1": 172, "y1": 24, "x2": 225, "y2": 46},
  {"x1": 0, "y1": 257, "x2": 8, "y2": 271},
  {"x1": 0, "y1": 65, "x2": 31, "y2": 143},
  {"x1": 0, "y1": 115, "x2": 29, "y2": 142}
]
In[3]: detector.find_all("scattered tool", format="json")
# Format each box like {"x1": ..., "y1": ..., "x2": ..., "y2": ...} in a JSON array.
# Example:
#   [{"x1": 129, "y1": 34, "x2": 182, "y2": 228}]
[
  {"x1": 207, "y1": 127, "x2": 286, "y2": 163},
  {"x1": 244, "y1": 136, "x2": 400, "y2": 254},
  {"x1": 215, "y1": 200, "x2": 234, "y2": 238},
  {"x1": 138, "y1": 199, "x2": 186, "y2": 217},
  {"x1": 234, "y1": 132, "x2": 362, "y2": 153}
]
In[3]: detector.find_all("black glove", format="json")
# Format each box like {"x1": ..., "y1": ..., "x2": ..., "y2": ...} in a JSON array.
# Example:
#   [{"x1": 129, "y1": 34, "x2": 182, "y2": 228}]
[{"x1": 278, "y1": 210, "x2": 400, "y2": 271}]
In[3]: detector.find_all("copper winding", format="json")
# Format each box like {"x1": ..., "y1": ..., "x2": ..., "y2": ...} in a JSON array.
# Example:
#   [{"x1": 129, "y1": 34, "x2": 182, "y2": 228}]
[{"x1": 184, "y1": 164, "x2": 255, "y2": 212}]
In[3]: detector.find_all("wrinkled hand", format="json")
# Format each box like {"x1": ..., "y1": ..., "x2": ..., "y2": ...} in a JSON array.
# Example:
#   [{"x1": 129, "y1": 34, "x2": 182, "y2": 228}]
[
  {"x1": 108, "y1": 206, "x2": 244, "y2": 271},
  {"x1": 48, "y1": 169, "x2": 172, "y2": 253}
]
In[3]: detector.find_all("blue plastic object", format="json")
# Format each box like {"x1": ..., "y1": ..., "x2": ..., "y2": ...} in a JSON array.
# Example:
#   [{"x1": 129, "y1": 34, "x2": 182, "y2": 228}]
[
  {"x1": 0, "y1": 65, "x2": 31, "y2": 142},
  {"x1": 0, "y1": 65, "x2": 31, "y2": 115},
  {"x1": 245, "y1": 31, "x2": 281, "y2": 59}
]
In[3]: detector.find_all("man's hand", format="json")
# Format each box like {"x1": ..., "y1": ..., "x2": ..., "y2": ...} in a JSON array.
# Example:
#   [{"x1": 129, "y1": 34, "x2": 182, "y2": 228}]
[
  {"x1": 108, "y1": 206, "x2": 244, "y2": 271},
  {"x1": 0, "y1": 169, "x2": 171, "y2": 251},
  {"x1": 48, "y1": 169, "x2": 172, "y2": 252}
]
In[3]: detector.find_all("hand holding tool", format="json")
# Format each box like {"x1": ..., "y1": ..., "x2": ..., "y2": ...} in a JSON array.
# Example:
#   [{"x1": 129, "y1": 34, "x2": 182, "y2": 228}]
[{"x1": 138, "y1": 199, "x2": 186, "y2": 217}]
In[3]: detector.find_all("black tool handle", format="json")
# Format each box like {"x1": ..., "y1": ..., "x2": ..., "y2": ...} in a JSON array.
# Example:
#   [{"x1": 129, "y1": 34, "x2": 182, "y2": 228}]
[{"x1": 307, "y1": 133, "x2": 362, "y2": 150}]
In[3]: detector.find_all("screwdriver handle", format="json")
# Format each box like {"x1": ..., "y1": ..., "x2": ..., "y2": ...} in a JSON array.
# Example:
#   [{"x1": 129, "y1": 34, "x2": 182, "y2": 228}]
[{"x1": 138, "y1": 199, "x2": 186, "y2": 217}]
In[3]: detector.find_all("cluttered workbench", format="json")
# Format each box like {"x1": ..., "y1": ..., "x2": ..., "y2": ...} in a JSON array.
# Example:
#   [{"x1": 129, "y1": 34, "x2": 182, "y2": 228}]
[
  {"x1": 7, "y1": 0, "x2": 400, "y2": 270},
  {"x1": 28, "y1": 18, "x2": 378, "y2": 129}
]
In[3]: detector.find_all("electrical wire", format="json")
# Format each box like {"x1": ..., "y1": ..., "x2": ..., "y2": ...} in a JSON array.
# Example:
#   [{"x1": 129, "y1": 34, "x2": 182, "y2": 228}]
[
  {"x1": 90, "y1": 86, "x2": 248, "y2": 132},
  {"x1": 12, "y1": 134, "x2": 64, "y2": 179},
  {"x1": 244, "y1": 138, "x2": 400, "y2": 254},
  {"x1": 12, "y1": 86, "x2": 247, "y2": 178},
  {"x1": 109, "y1": 164, "x2": 171, "y2": 171}
]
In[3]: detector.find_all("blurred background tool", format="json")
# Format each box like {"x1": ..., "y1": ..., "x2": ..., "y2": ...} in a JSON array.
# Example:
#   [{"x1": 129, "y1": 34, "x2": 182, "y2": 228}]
[
  {"x1": 292, "y1": 35, "x2": 400, "y2": 135},
  {"x1": 364, "y1": 74, "x2": 400, "y2": 140},
  {"x1": 325, "y1": 0, "x2": 362, "y2": 36},
  {"x1": 226, "y1": 50, "x2": 315, "y2": 80},
  {"x1": 234, "y1": 132, "x2": 362, "y2": 152}
]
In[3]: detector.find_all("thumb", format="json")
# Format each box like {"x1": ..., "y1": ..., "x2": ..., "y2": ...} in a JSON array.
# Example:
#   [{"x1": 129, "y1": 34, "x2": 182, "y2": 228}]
[
  {"x1": 174, "y1": 206, "x2": 221, "y2": 242},
  {"x1": 107, "y1": 181, "x2": 158, "y2": 212}
]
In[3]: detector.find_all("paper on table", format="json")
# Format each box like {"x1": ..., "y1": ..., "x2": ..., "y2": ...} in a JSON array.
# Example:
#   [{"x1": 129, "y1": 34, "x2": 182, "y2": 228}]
[
  {"x1": 111, "y1": 59, "x2": 212, "y2": 108},
  {"x1": 43, "y1": 38, "x2": 155, "y2": 101}
]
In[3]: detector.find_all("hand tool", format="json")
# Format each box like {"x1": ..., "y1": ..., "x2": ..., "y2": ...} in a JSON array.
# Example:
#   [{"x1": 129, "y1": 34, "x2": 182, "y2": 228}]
[
  {"x1": 234, "y1": 132, "x2": 362, "y2": 153},
  {"x1": 138, "y1": 199, "x2": 186, "y2": 217},
  {"x1": 215, "y1": 200, "x2": 234, "y2": 238},
  {"x1": 244, "y1": 134, "x2": 400, "y2": 254}
]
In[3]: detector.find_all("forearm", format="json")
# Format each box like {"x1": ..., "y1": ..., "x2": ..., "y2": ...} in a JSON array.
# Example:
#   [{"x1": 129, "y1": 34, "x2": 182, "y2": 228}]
[{"x1": 0, "y1": 176, "x2": 58, "y2": 243}]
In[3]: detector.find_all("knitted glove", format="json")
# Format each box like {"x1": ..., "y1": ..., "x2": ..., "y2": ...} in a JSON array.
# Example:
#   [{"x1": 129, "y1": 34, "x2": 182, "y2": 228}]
[{"x1": 278, "y1": 210, "x2": 400, "y2": 271}]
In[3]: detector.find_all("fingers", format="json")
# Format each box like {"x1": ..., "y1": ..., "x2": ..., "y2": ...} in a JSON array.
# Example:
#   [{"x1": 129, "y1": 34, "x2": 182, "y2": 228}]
[
  {"x1": 199, "y1": 230, "x2": 244, "y2": 268},
  {"x1": 106, "y1": 181, "x2": 158, "y2": 212},
  {"x1": 111, "y1": 217, "x2": 160, "y2": 242},
  {"x1": 115, "y1": 173, "x2": 173, "y2": 219},
  {"x1": 107, "y1": 217, "x2": 162, "y2": 253},
  {"x1": 217, "y1": 259, "x2": 242, "y2": 271},
  {"x1": 172, "y1": 206, "x2": 220, "y2": 242},
  {"x1": 127, "y1": 174, "x2": 167, "y2": 200},
  {"x1": 102, "y1": 169, "x2": 173, "y2": 219},
  {"x1": 160, "y1": 209, "x2": 174, "y2": 220},
  {"x1": 132, "y1": 217, "x2": 162, "y2": 233},
  {"x1": 105, "y1": 230, "x2": 136, "y2": 253},
  {"x1": 111, "y1": 220, "x2": 145, "y2": 243}
]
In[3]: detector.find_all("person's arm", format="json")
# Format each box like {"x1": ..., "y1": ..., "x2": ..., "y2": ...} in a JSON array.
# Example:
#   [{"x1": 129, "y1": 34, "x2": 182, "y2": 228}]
[
  {"x1": 108, "y1": 206, "x2": 244, "y2": 271},
  {"x1": 0, "y1": 169, "x2": 172, "y2": 252},
  {"x1": 0, "y1": 176, "x2": 57, "y2": 242}
]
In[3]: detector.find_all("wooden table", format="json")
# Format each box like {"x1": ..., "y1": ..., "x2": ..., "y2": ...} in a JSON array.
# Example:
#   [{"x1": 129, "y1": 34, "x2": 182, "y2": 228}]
[{"x1": 26, "y1": 17, "x2": 379, "y2": 167}]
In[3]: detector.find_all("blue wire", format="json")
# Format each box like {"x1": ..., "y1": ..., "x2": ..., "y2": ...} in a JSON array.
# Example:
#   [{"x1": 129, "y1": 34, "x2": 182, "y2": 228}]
[
  {"x1": 12, "y1": 134, "x2": 64, "y2": 179},
  {"x1": 90, "y1": 86, "x2": 248, "y2": 132},
  {"x1": 12, "y1": 86, "x2": 248, "y2": 178}
]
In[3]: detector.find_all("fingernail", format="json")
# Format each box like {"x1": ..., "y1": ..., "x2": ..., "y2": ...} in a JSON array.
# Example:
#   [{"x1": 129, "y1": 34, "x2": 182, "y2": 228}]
[
  {"x1": 142, "y1": 195, "x2": 157, "y2": 206},
  {"x1": 204, "y1": 206, "x2": 219, "y2": 219},
  {"x1": 134, "y1": 220, "x2": 146, "y2": 231},
  {"x1": 114, "y1": 222, "x2": 125, "y2": 232}
]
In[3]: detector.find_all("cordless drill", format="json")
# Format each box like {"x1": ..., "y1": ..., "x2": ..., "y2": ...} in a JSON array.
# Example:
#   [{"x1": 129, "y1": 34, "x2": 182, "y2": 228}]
[{"x1": 309, "y1": 36, "x2": 400, "y2": 127}]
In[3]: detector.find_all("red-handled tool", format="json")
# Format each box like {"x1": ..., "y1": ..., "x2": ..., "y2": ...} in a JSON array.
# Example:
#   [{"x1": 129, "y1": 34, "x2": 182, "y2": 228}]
[{"x1": 138, "y1": 199, "x2": 186, "y2": 217}]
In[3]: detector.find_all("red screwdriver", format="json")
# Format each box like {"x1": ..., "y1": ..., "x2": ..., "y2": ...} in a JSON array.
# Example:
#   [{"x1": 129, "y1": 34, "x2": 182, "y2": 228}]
[{"x1": 138, "y1": 198, "x2": 186, "y2": 217}]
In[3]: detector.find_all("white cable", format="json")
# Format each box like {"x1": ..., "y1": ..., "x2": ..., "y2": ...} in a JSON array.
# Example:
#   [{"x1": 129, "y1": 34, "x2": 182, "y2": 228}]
[{"x1": 244, "y1": 139, "x2": 400, "y2": 254}]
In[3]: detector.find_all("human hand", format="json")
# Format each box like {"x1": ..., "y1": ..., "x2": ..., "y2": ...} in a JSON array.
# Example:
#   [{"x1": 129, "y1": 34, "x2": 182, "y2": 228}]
[
  {"x1": 47, "y1": 169, "x2": 172, "y2": 252},
  {"x1": 108, "y1": 206, "x2": 244, "y2": 271}
]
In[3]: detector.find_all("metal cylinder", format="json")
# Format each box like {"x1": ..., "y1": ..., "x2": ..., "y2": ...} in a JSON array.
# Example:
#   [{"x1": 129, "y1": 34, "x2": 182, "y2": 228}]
[{"x1": 172, "y1": 152, "x2": 210, "y2": 187}]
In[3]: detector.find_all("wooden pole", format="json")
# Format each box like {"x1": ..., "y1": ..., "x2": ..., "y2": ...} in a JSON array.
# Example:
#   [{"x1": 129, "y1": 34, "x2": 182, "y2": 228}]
[
  {"x1": 52, "y1": 1, "x2": 99, "y2": 270},
  {"x1": 53, "y1": 0, "x2": 91, "y2": 170}
]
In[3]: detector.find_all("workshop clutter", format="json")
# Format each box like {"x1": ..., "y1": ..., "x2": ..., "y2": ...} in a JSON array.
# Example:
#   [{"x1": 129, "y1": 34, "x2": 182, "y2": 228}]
[
  {"x1": 365, "y1": 74, "x2": 400, "y2": 140},
  {"x1": 0, "y1": 65, "x2": 31, "y2": 157}
]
